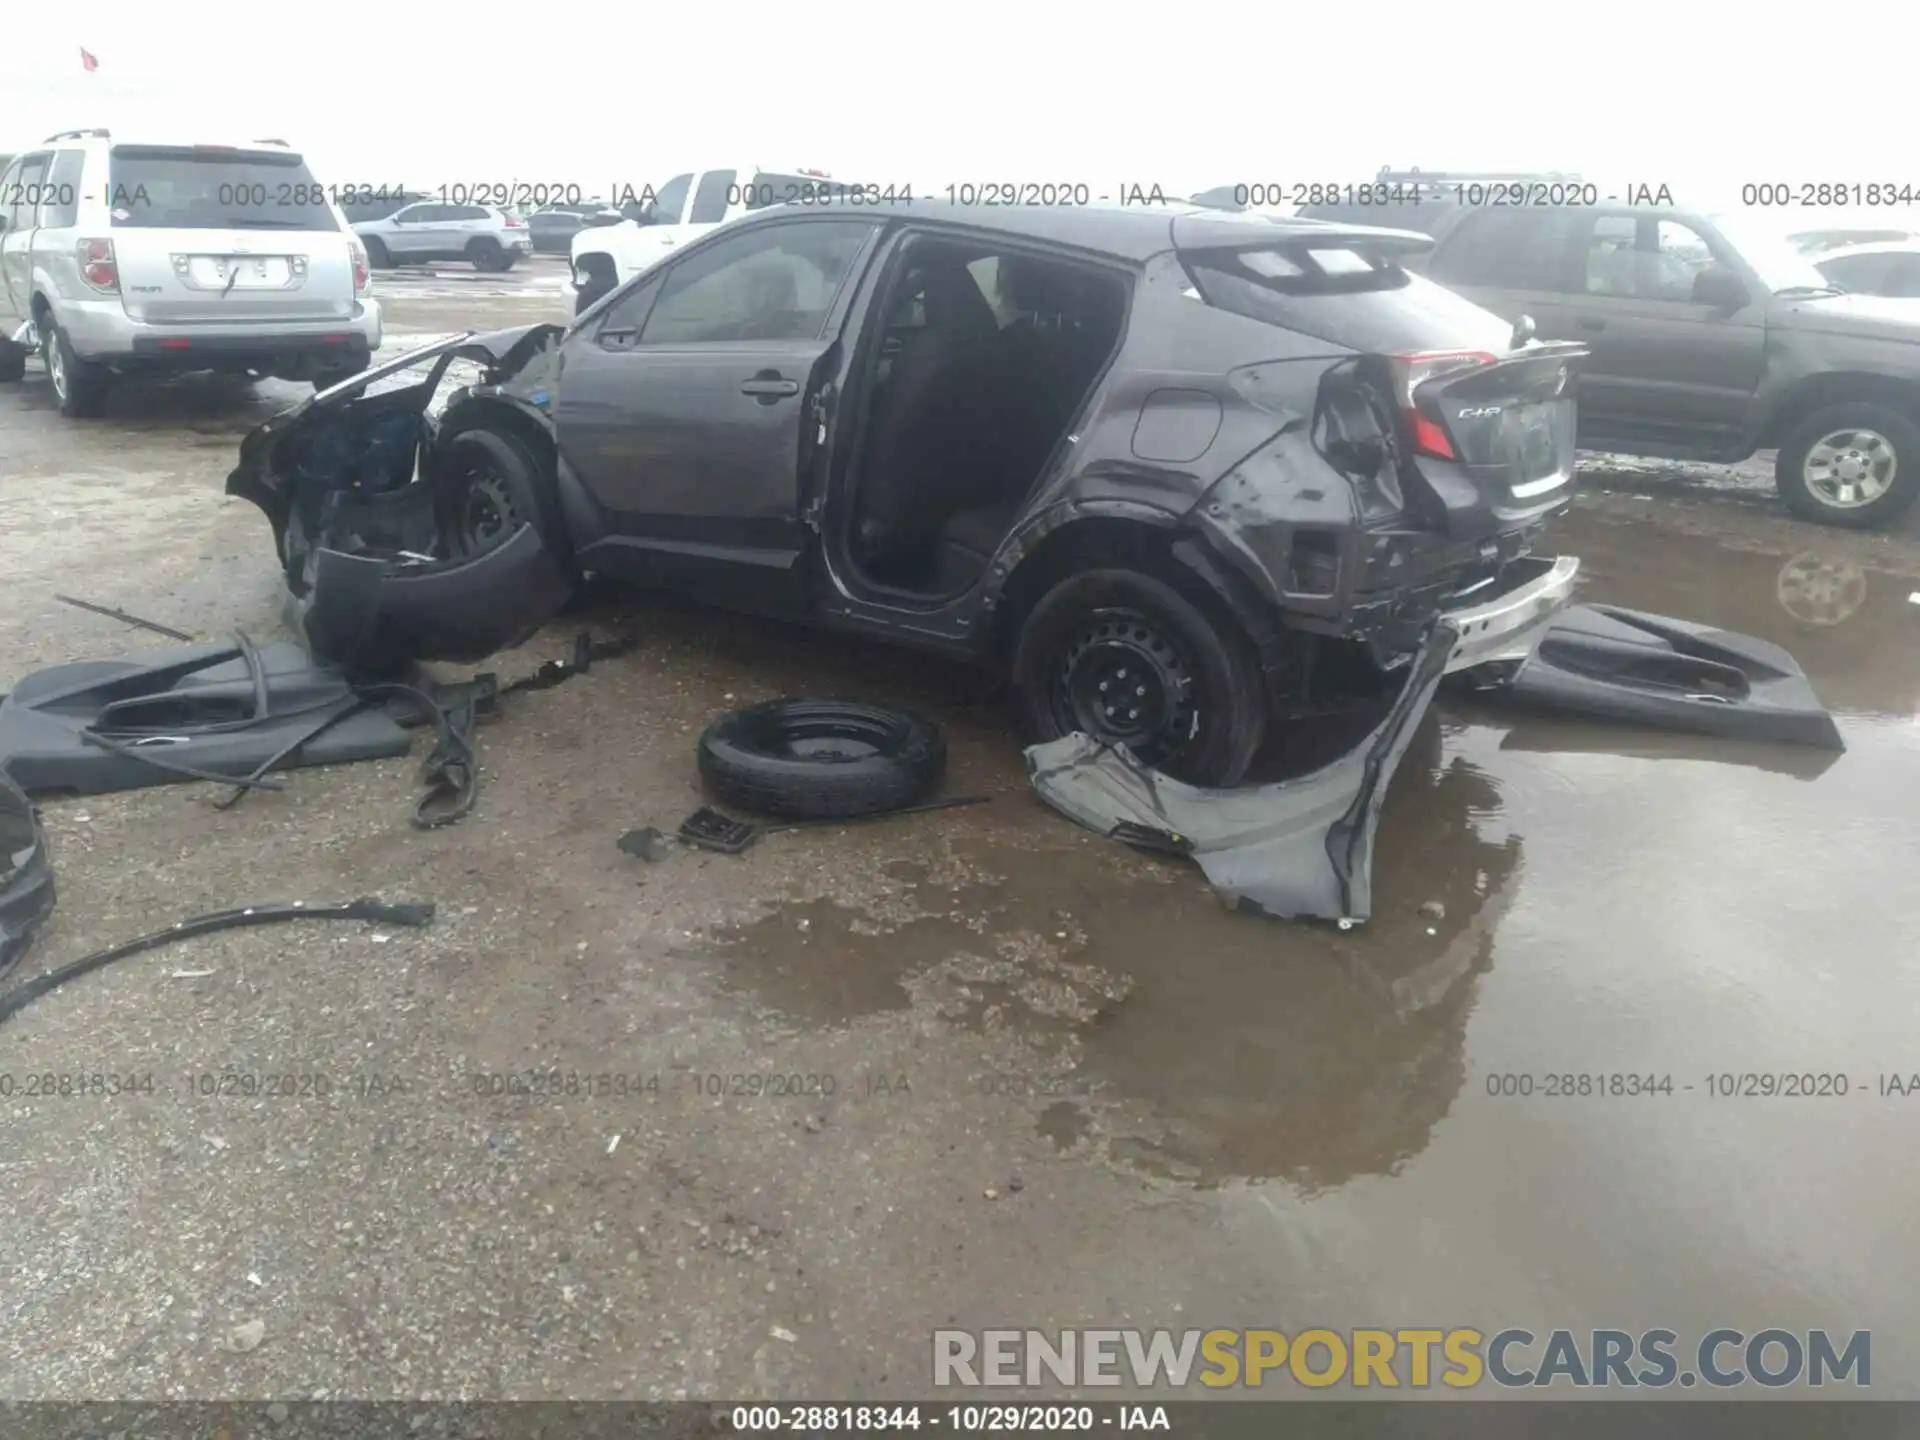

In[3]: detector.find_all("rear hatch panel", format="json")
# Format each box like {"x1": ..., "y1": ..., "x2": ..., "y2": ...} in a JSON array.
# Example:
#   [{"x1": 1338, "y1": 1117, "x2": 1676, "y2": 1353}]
[
  {"x1": 1405, "y1": 343, "x2": 1584, "y2": 538},
  {"x1": 107, "y1": 145, "x2": 353, "y2": 326}
]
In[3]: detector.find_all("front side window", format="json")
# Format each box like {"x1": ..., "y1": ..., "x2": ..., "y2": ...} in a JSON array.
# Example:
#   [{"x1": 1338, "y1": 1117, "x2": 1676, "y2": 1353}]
[
  {"x1": 639, "y1": 221, "x2": 876, "y2": 345},
  {"x1": 4, "y1": 154, "x2": 48, "y2": 232}
]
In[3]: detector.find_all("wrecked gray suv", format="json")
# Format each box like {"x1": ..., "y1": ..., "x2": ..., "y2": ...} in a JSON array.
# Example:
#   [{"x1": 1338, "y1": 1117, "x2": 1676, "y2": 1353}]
[{"x1": 228, "y1": 201, "x2": 1587, "y2": 787}]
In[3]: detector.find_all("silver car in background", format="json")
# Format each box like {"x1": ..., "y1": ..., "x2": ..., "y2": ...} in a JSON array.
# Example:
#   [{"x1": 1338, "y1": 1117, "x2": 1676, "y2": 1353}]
[
  {"x1": 0, "y1": 130, "x2": 379, "y2": 418},
  {"x1": 352, "y1": 201, "x2": 531, "y2": 272}
]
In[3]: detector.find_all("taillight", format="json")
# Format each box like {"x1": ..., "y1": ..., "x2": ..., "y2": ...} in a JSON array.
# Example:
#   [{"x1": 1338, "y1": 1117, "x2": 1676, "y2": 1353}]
[
  {"x1": 349, "y1": 241, "x2": 369, "y2": 293},
  {"x1": 504, "y1": 214, "x2": 525, "y2": 228},
  {"x1": 76, "y1": 238, "x2": 119, "y2": 291},
  {"x1": 1388, "y1": 350, "x2": 1496, "y2": 461}
]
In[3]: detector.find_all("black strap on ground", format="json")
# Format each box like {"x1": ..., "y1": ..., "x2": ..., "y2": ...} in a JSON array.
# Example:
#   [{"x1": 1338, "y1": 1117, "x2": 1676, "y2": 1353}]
[
  {"x1": 349, "y1": 682, "x2": 481, "y2": 828},
  {"x1": 498, "y1": 631, "x2": 640, "y2": 698},
  {"x1": 0, "y1": 897, "x2": 435, "y2": 1029}
]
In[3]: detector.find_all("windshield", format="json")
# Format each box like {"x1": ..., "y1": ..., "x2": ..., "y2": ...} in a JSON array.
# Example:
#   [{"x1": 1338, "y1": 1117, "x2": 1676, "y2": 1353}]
[
  {"x1": 1709, "y1": 213, "x2": 1840, "y2": 292},
  {"x1": 108, "y1": 146, "x2": 339, "y2": 231}
]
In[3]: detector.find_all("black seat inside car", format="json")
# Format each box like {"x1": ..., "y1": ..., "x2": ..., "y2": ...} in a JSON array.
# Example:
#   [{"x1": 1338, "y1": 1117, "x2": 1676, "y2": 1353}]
[
  {"x1": 852, "y1": 254, "x2": 1002, "y2": 564},
  {"x1": 852, "y1": 248, "x2": 1126, "y2": 593}
]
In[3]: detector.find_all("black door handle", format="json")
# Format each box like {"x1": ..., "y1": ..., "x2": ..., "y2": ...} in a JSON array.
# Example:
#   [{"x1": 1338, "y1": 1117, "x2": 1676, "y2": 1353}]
[
  {"x1": 741, "y1": 375, "x2": 799, "y2": 398},
  {"x1": 1578, "y1": 317, "x2": 1607, "y2": 332}
]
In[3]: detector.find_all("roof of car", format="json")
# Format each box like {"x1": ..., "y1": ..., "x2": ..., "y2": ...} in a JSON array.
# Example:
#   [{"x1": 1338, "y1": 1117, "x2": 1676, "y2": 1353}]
[
  {"x1": 730, "y1": 197, "x2": 1412, "y2": 261},
  {"x1": 1814, "y1": 239, "x2": 1920, "y2": 260}
]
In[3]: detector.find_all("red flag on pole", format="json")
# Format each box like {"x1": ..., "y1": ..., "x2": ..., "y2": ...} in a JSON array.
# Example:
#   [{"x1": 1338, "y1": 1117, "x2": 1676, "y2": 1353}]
[{"x1": 80, "y1": 47, "x2": 99, "y2": 72}]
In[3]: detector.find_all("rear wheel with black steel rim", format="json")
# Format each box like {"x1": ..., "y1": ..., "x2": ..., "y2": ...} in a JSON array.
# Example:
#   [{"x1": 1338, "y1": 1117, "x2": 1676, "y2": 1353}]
[{"x1": 1011, "y1": 567, "x2": 1267, "y2": 787}]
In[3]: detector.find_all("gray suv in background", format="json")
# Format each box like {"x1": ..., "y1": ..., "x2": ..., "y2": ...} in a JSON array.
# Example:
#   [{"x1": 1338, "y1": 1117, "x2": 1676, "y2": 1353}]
[
  {"x1": 1419, "y1": 201, "x2": 1920, "y2": 528},
  {"x1": 0, "y1": 131, "x2": 379, "y2": 417}
]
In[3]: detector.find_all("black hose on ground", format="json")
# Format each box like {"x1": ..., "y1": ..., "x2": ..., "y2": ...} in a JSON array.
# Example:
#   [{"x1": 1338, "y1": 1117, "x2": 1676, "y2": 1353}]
[{"x1": 0, "y1": 897, "x2": 435, "y2": 1029}]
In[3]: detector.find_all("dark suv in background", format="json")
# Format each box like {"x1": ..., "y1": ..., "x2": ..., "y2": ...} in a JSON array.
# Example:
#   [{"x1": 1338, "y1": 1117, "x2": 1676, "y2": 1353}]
[{"x1": 1416, "y1": 199, "x2": 1920, "y2": 528}]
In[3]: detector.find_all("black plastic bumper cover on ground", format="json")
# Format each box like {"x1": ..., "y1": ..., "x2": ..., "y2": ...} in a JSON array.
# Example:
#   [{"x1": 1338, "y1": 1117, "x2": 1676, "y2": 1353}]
[
  {"x1": 1482, "y1": 603, "x2": 1845, "y2": 751},
  {"x1": 0, "y1": 639, "x2": 414, "y2": 797},
  {"x1": 1025, "y1": 618, "x2": 1458, "y2": 925},
  {"x1": 0, "y1": 771, "x2": 56, "y2": 975},
  {"x1": 297, "y1": 525, "x2": 574, "y2": 670}
]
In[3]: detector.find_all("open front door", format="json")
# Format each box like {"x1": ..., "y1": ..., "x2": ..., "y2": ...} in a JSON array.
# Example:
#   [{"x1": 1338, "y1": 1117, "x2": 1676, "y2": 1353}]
[{"x1": 554, "y1": 216, "x2": 881, "y2": 615}]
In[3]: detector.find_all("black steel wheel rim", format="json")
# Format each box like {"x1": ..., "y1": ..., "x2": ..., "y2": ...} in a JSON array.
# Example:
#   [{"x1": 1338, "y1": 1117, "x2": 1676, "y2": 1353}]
[
  {"x1": 1049, "y1": 607, "x2": 1197, "y2": 766},
  {"x1": 453, "y1": 453, "x2": 521, "y2": 553},
  {"x1": 740, "y1": 709, "x2": 894, "y2": 763}
]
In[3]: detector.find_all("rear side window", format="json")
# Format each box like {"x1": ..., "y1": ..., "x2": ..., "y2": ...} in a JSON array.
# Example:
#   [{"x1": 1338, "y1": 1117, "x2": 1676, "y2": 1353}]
[
  {"x1": 1185, "y1": 243, "x2": 1511, "y2": 353},
  {"x1": 107, "y1": 145, "x2": 340, "y2": 231},
  {"x1": 689, "y1": 170, "x2": 735, "y2": 223},
  {"x1": 37, "y1": 149, "x2": 84, "y2": 227},
  {"x1": 1428, "y1": 207, "x2": 1581, "y2": 290},
  {"x1": 1817, "y1": 252, "x2": 1896, "y2": 294}
]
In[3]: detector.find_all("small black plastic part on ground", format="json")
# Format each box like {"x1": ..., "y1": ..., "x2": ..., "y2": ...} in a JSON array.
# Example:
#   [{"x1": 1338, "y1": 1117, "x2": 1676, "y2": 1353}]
[
  {"x1": 0, "y1": 897, "x2": 434, "y2": 1028},
  {"x1": 697, "y1": 699, "x2": 946, "y2": 821}
]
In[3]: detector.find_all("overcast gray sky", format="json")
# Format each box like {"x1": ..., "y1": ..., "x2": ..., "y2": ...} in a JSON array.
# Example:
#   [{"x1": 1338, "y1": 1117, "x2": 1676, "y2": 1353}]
[{"x1": 4, "y1": 0, "x2": 1915, "y2": 223}]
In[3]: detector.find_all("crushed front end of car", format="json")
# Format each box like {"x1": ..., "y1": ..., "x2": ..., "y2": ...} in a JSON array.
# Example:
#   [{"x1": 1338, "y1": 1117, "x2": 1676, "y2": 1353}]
[{"x1": 226, "y1": 325, "x2": 572, "y2": 671}]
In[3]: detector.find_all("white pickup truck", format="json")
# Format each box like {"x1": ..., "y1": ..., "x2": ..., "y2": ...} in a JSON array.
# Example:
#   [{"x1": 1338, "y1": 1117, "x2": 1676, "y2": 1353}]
[{"x1": 569, "y1": 166, "x2": 854, "y2": 312}]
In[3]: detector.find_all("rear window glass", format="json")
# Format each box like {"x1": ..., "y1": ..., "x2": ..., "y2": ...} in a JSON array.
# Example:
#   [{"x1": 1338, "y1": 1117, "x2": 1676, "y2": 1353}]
[
  {"x1": 1185, "y1": 245, "x2": 1511, "y2": 353},
  {"x1": 108, "y1": 145, "x2": 339, "y2": 231}
]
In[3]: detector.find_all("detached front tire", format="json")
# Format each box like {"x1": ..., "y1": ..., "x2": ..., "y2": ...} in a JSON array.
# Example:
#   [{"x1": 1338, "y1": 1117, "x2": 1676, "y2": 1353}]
[
  {"x1": 1775, "y1": 402, "x2": 1920, "y2": 529},
  {"x1": 1011, "y1": 567, "x2": 1268, "y2": 788},
  {"x1": 698, "y1": 699, "x2": 946, "y2": 820}
]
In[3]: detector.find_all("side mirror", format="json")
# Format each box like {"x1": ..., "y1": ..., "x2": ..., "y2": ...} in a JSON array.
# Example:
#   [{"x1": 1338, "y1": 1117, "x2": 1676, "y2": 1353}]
[{"x1": 1692, "y1": 266, "x2": 1748, "y2": 311}]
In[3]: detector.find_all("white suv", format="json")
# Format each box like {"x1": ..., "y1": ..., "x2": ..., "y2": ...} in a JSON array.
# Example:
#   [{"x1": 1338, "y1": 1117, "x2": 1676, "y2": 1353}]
[
  {"x1": 0, "y1": 130, "x2": 379, "y2": 418},
  {"x1": 352, "y1": 201, "x2": 531, "y2": 272},
  {"x1": 570, "y1": 166, "x2": 847, "y2": 312}
]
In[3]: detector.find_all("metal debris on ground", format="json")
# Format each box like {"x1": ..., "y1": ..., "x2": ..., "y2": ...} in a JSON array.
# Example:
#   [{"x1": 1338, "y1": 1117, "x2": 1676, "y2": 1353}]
[{"x1": 52, "y1": 593, "x2": 196, "y2": 641}]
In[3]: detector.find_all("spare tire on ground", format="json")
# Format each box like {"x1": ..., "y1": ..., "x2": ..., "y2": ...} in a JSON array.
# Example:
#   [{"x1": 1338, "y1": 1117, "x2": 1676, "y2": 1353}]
[{"x1": 696, "y1": 699, "x2": 946, "y2": 821}]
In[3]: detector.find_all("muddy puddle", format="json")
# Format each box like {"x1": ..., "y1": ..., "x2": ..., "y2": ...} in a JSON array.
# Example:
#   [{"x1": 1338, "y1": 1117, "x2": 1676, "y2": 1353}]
[{"x1": 688, "y1": 508, "x2": 1920, "y2": 1207}]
